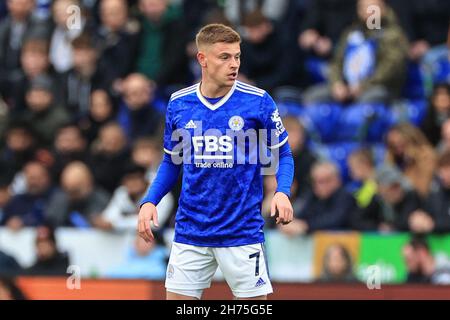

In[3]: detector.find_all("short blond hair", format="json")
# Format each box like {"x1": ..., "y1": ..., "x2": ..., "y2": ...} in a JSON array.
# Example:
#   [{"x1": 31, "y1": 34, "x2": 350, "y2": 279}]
[{"x1": 195, "y1": 23, "x2": 241, "y2": 49}]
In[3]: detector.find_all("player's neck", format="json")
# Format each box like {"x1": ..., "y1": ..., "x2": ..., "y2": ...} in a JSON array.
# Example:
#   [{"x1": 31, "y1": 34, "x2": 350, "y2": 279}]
[{"x1": 199, "y1": 79, "x2": 233, "y2": 98}]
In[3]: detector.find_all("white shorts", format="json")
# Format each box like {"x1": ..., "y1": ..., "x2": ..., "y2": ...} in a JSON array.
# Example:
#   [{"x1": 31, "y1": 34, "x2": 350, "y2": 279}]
[{"x1": 165, "y1": 242, "x2": 273, "y2": 299}]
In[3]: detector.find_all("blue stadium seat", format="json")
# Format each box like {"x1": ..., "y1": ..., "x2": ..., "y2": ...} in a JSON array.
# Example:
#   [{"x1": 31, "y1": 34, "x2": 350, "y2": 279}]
[
  {"x1": 277, "y1": 101, "x2": 304, "y2": 117},
  {"x1": 304, "y1": 56, "x2": 329, "y2": 85},
  {"x1": 433, "y1": 58, "x2": 450, "y2": 84},
  {"x1": 336, "y1": 103, "x2": 391, "y2": 143},
  {"x1": 389, "y1": 99, "x2": 427, "y2": 126},
  {"x1": 300, "y1": 103, "x2": 342, "y2": 143},
  {"x1": 310, "y1": 142, "x2": 361, "y2": 183},
  {"x1": 401, "y1": 61, "x2": 425, "y2": 100}
]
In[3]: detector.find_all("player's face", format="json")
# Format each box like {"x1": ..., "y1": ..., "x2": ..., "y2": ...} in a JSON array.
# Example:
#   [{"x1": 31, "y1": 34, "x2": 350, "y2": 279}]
[{"x1": 200, "y1": 42, "x2": 241, "y2": 88}]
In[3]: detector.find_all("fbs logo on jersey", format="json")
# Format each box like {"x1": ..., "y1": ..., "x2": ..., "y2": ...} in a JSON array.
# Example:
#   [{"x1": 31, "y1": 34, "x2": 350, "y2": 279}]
[
  {"x1": 255, "y1": 277, "x2": 266, "y2": 288},
  {"x1": 228, "y1": 115, "x2": 244, "y2": 131},
  {"x1": 184, "y1": 120, "x2": 197, "y2": 129}
]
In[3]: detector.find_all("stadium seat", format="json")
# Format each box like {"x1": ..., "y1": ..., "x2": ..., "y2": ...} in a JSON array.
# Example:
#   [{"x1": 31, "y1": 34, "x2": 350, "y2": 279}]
[
  {"x1": 336, "y1": 103, "x2": 391, "y2": 143},
  {"x1": 389, "y1": 99, "x2": 427, "y2": 126},
  {"x1": 310, "y1": 142, "x2": 361, "y2": 183},
  {"x1": 401, "y1": 61, "x2": 426, "y2": 100},
  {"x1": 300, "y1": 103, "x2": 342, "y2": 143},
  {"x1": 304, "y1": 56, "x2": 329, "y2": 85}
]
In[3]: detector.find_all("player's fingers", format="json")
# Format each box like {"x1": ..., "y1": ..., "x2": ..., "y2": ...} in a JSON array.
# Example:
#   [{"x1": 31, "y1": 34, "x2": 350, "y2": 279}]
[
  {"x1": 144, "y1": 218, "x2": 154, "y2": 242},
  {"x1": 152, "y1": 210, "x2": 159, "y2": 228},
  {"x1": 138, "y1": 219, "x2": 149, "y2": 242},
  {"x1": 279, "y1": 208, "x2": 287, "y2": 224},
  {"x1": 270, "y1": 199, "x2": 277, "y2": 217},
  {"x1": 288, "y1": 207, "x2": 294, "y2": 223},
  {"x1": 276, "y1": 207, "x2": 284, "y2": 224}
]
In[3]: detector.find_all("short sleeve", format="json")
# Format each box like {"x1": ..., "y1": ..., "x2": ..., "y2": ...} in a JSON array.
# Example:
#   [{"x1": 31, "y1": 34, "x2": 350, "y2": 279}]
[{"x1": 261, "y1": 92, "x2": 288, "y2": 149}]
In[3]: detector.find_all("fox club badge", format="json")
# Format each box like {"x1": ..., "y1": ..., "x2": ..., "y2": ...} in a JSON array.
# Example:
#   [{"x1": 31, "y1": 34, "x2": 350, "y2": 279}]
[{"x1": 228, "y1": 115, "x2": 244, "y2": 131}]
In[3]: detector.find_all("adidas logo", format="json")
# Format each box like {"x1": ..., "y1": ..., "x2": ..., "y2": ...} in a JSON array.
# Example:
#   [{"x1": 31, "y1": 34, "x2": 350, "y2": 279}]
[
  {"x1": 255, "y1": 277, "x2": 266, "y2": 288},
  {"x1": 184, "y1": 120, "x2": 197, "y2": 129}
]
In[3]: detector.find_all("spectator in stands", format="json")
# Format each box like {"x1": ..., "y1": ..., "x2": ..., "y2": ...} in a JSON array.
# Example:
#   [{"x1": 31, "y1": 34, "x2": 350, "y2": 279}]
[
  {"x1": 0, "y1": 277, "x2": 26, "y2": 300},
  {"x1": 438, "y1": 119, "x2": 450, "y2": 155},
  {"x1": 279, "y1": 161, "x2": 355, "y2": 236},
  {"x1": 223, "y1": 0, "x2": 289, "y2": 26},
  {"x1": 26, "y1": 224, "x2": 69, "y2": 276},
  {"x1": 375, "y1": 165, "x2": 429, "y2": 232},
  {"x1": 96, "y1": 0, "x2": 140, "y2": 87},
  {"x1": 136, "y1": 0, "x2": 189, "y2": 87},
  {"x1": 78, "y1": 89, "x2": 116, "y2": 144},
  {"x1": 394, "y1": 0, "x2": 450, "y2": 70},
  {"x1": 5, "y1": 37, "x2": 60, "y2": 114},
  {"x1": 50, "y1": 123, "x2": 89, "y2": 181},
  {"x1": 49, "y1": 0, "x2": 86, "y2": 73},
  {"x1": 104, "y1": 234, "x2": 167, "y2": 279},
  {"x1": 0, "y1": 0, "x2": 50, "y2": 96},
  {"x1": 131, "y1": 137, "x2": 163, "y2": 182},
  {"x1": 303, "y1": 0, "x2": 408, "y2": 105},
  {"x1": 0, "y1": 2, "x2": 7, "y2": 19},
  {"x1": 0, "y1": 251, "x2": 22, "y2": 277},
  {"x1": 298, "y1": 0, "x2": 356, "y2": 59},
  {"x1": 318, "y1": 244, "x2": 358, "y2": 283},
  {"x1": 402, "y1": 235, "x2": 450, "y2": 285},
  {"x1": 282, "y1": 116, "x2": 317, "y2": 198},
  {"x1": 89, "y1": 122, "x2": 130, "y2": 193},
  {"x1": 0, "y1": 121, "x2": 38, "y2": 179},
  {"x1": 116, "y1": 73, "x2": 162, "y2": 141},
  {"x1": 21, "y1": 75, "x2": 70, "y2": 146},
  {"x1": 239, "y1": 10, "x2": 292, "y2": 92},
  {"x1": 93, "y1": 163, "x2": 173, "y2": 231},
  {"x1": 421, "y1": 152, "x2": 450, "y2": 233},
  {"x1": 0, "y1": 177, "x2": 12, "y2": 226},
  {"x1": 46, "y1": 161, "x2": 110, "y2": 227},
  {"x1": 62, "y1": 32, "x2": 108, "y2": 117},
  {"x1": 421, "y1": 83, "x2": 450, "y2": 147},
  {"x1": 386, "y1": 123, "x2": 437, "y2": 197},
  {"x1": 347, "y1": 149, "x2": 389, "y2": 231},
  {"x1": 1, "y1": 161, "x2": 54, "y2": 229}
]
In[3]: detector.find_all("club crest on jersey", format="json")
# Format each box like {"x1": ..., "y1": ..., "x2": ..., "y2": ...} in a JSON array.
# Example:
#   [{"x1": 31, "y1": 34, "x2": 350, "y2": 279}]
[{"x1": 228, "y1": 115, "x2": 244, "y2": 131}]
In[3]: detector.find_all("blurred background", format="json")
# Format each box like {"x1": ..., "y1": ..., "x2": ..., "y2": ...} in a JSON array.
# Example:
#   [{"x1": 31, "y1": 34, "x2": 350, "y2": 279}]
[{"x1": 0, "y1": 0, "x2": 449, "y2": 300}]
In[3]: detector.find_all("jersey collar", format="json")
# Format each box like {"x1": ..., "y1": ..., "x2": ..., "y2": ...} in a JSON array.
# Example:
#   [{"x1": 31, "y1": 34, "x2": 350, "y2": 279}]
[{"x1": 196, "y1": 81, "x2": 236, "y2": 111}]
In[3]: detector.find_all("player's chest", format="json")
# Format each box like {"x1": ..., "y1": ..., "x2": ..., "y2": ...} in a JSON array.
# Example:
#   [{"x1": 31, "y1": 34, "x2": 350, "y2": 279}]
[{"x1": 172, "y1": 104, "x2": 262, "y2": 134}]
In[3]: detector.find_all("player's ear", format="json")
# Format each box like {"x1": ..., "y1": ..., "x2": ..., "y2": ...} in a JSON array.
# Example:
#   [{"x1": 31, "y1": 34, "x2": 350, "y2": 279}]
[{"x1": 197, "y1": 51, "x2": 207, "y2": 68}]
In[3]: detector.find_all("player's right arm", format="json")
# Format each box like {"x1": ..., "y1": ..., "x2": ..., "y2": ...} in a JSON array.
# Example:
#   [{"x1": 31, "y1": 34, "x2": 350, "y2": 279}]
[
  {"x1": 138, "y1": 155, "x2": 181, "y2": 242},
  {"x1": 138, "y1": 99, "x2": 182, "y2": 242}
]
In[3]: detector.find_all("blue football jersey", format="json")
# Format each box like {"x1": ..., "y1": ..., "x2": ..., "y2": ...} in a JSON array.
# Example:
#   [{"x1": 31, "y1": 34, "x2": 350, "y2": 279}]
[{"x1": 164, "y1": 81, "x2": 288, "y2": 247}]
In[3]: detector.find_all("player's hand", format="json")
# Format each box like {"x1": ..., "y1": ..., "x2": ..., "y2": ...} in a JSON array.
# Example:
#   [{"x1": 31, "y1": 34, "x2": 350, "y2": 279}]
[
  {"x1": 270, "y1": 192, "x2": 294, "y2": 225},
  {"x1": 138, "y1": 202, "x2": 159, "y2": 243}
]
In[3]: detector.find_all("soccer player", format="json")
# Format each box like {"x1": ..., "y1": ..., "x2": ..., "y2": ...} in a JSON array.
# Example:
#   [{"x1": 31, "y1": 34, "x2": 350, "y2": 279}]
[{"x1": 138, "y1": 24, "x2": 294, "y2": 300}]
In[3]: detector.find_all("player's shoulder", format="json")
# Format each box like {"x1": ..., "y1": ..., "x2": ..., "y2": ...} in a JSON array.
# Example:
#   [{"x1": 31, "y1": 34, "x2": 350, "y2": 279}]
[
  {"x1": 169, "y1": 83, "x2": 199, "y2": 103},
  {"x1": 235, "y1": 81, "x2": 267, "y2": 98}
]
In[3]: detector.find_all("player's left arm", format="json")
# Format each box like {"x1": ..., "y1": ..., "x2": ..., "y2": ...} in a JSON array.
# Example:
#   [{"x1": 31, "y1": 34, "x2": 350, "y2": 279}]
[{"x1": 261, "y1": 92, "x2": 295, "y2": 225}]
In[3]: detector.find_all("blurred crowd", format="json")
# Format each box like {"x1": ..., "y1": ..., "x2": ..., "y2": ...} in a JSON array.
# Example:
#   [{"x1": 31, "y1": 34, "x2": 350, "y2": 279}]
[{"x1": 0, "y1": 0, "x2": 449, "y2": 287}]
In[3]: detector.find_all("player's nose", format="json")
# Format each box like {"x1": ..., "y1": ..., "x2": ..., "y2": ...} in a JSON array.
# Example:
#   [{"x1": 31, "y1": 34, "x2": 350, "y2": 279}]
[{"x1": 230, "y1": 58, "x2": 239, "y2": 69}]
